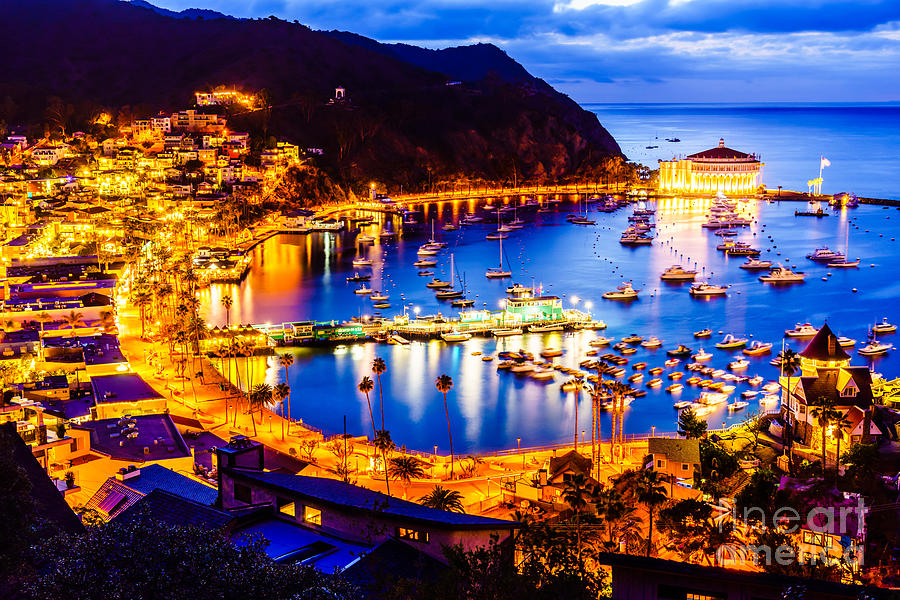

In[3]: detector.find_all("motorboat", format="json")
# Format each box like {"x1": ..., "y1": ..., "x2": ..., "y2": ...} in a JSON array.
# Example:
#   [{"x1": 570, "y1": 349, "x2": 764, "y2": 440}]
[
  {"x1": 621, "y1": 334, "x2": 643, "y2": 344},
  {"x1": 742, "y1": 390, "x2": 759, "y2": 399},
  {"x1": 357, "y1": 235, "x2": 375, "y2": 243},
  {"x1": 346, "y1": 273, "x2": 371, "y2": 282},
  {"x1": 660, "y1": 265, "x2": 698, "y2": 282},
  {"x1": 540, "y1": 348, "x2": 563, "y2": 358},
  {"x1": 748, "y1": 376, "x2": 764, "y2": 386},
  {"x1": 838, "y1": 337, "x2": 856, "y2": 348},
  {"x1": 352, "y1": 257, "x2": 373, "y2": 267},
  {"x1": 506, "y1": 283, "x2": 533, "y2": 296},
  {"x1": 451, "y1": 298, "x2": 475, "y2": 308},
  {"x1": 628, "y1": 373, "x2": 644, "y2": 384},
  {"x1": 481, "y1": 355, "x2": 494, "y2": 362},
  {"x1": 620, "y1": 234, "x2": 653, "y2": 246},
  {"x1": 531, "y1": 368, "x2": 556, "y2": 381},
  {"x1": 859, "y1": 341, "x2": 893, "y2": 356},
  {"x1": 725, "y1": 243, "x2": 761, "y2": 257},
  {"x1": 603, "y1": 283, "x2": 639, "y2": 300},
  {"x1": 739, "y1": 257, "x2": 774, "y2": 270},
  {"x1": 370, "y1": 292, "x2": 389, "y2": 301},
  {"x1": 806, "y1": 247, "x2": 845, "y2": 262},
  {"x1": 373, "y1": 302, "x2": 391, "y2": 309},
  {"x1": 785, "y1": 323, "x2": 819, "y2": 337},
  {"x1": 759, "y1": 266, "x2": 805, "y2": 284},
  {"x1": 426, "y1": 278, "x2": 453, "y2": 289},
  {"x1": 692, "y1": 349, "x2": 713, "y2": 361},
  {"x1": 641, "y1": 337, "x2": 663, "y2": 348},
  {"x1": 728, "y1": 358, "x2": 750, "y2": 370},
  {"x1": 589, "y1": 337, "x2": 613, "y2": 347},
  {"x1": 728, "y1": 401, "x2": 749, "y2": 411},
  {"x1": 715, "y1": 335, "x2": 748, "y2": 349},
  {"x1": 417, "y1": 246, "x2": 439, "y2": 256},
  {"x1": 762, "y1": 382, "x2": 781, "y2": 394},
  {"x1": 664, "y1": 358, "x2": 680, "y2": 368},
  {"x1": 673, "y1": 400, "x2": 693, "y2": 409},
  {"x1": 417, "y1": 271, "x2": 434, "y2": 277},
  {"x1": 529, "y1": 324, "x2": 564, "y2": 333},
  {"x1": 690, "y1": 282, "x2": 728, "y2": 297},
  {"x1": 414, "y1": 258, "x2": 438, "y2": 267},
  {"x1": 648, "y1": 366, "x2": 664, "y2": 376},
  {"x1": 760, "y1": 394, "x2": 779, "y2": 405},
  {"x1": 667, "y1": 345, "x2": 692, "y2": 357},
  {"x1": 666, "y1": 383, "x2": 684, "y2": 393},
  {"x1": 743, "y1": 341, "x2": 773, "y2": 355},
  {"x1": 873, "y1": 318, "x2": 897, "y2": 334},
  {"x1": 632, "y1": 362, "x2": 647, "y2": 370},
  {"x1": 582, "y1": 320, "x2": 608, "y2": 330},
  {"x1": 354, "y1": 286, "x2": 373, "y2": 295},
  {"x1": 442, "y1": 224, "x2": 460, "y2": 231},
  {"x1": 492, "y1": 328, "x2": 523, "y2": 337},
  {"x1": 668, "y1": 371, "x2": 684, "y2": 380},
  {"x1": 510, "y1": 363, "x2": 535, "y2": 374},
  {"x1": 435, "y1": 288, "x2": 464, "y2": 299},
  {"x1": 694, "y1": 328, "x2": 712, "y2": 338},
  {"x1": 699, "y1": 392, "x2": 729, "y2": 405},
  {"x1": 647, "y1": 378, "x2": 663, "y2": 388},
  {"x1": 441, "y1": 330, "x2": 472, "y2": 342}
]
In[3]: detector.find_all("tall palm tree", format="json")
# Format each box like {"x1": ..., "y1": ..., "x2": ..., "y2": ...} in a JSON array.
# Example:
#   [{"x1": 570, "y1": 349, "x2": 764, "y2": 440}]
[
  {"x1": 636, "y1": 469, "x2": 668, "y2": 557},
  {"x1": 420, "y1": 485, "x2": 465, "y2": 513},
  {"x1": 374, "y1": 429, "x2": 395, "y2": 497},
  {"x1": 566, "y1": 377, "x2": 582, "y2": 452},
  {"x1": 594, "y1": 486, "x2": 636, "y2": 551},
  {"x1": 832, "y1": 410, "x2": 852, "y2": 485},
  {"x1": 435, "y1": 374, "x2": 455, "y2": 479},
  {"x1": 62, "y1": 311, "x2": 85, "y2": 337},
  {"x1": 388, "y1": 456, "x2": 426, "y2": 498},
  {"x1": 279, "y1": 353, "x2": 294, "y2": 434},
  {"x1": 221, "y1": 294, "x2": 233, "y2": 328},
  {"x1": 36, "y1": 311, "x2": 52, "y2": 338},
  {"x1": 132, "y1": 290, "x2": 152, "y2": 337},
  {"x1": 358, "y1": 376, "x2": 377, "y2": 439},
  {"x1": 810, "y1": 397, "x2": 842, "y2": 476},
  {"x1": 273, "y1": 382, "x2": 290, "y2": 441},
  {"x1": 781, "y1": 348, "x2": 803, "y2": 471},
  {"x1": 562, "y1": 473, "x2": 593, "y2": 562},
  {"x1": 372, "y1": 357, "x2": 387, "y2": 431}
]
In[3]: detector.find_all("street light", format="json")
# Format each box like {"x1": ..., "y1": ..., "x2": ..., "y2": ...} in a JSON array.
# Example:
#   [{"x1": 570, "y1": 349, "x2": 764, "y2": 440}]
[{"x1": 517, "y1": 437, "x2": 524, "y2": 469}]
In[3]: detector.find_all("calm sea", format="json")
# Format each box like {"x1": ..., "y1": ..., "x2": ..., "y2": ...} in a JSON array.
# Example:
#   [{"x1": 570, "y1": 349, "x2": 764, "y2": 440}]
[{"x1": 585, "y1": 103, "x2": 900, "y2": 200}]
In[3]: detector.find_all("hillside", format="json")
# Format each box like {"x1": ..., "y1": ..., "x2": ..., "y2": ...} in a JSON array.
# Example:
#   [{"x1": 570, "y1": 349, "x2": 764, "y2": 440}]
[{"x1": 0, "y1": 0, "x2": 622, "y2": 192}]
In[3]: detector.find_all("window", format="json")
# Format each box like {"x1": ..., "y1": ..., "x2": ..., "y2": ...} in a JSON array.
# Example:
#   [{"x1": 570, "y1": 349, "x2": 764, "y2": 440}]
[
  {"x1": 303, "y1": 506, "x2": 322, "y2": 526},
  {"x1": 658, "y1": 584, "x2": 726, "y2": 600},
  {"x1": 841, "y1": 386, "x2": 857, "y2": 397},
  {"x1": 234, "y1": 483, "x2": 252, "y2": 504},
  {"x1": 682, "y1": 463, "x2": 689, "y2": 471},
  {"x1": 656, "y1": 459, "x2": 665, "y2": 468},
  {"x1": 396, "y1": 527, "x2": 429, "y2": 543},
  {"x1": 799, "y1": 405, "x2": 807, "y2": 414},
  {"x1": 277, "y1": 498, "x2": 295, "y2": 518}
]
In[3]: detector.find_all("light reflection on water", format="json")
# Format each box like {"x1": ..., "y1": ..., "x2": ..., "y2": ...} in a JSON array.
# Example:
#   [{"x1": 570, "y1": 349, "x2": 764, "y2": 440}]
[{"x1": 200, "y1": 198, "x2": 900, "y2": 452}]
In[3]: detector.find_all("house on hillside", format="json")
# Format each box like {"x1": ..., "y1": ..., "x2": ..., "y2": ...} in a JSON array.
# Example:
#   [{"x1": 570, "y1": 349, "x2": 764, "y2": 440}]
[{"x1": 646, "y1": 437, "x2": 701, "y2": 482}]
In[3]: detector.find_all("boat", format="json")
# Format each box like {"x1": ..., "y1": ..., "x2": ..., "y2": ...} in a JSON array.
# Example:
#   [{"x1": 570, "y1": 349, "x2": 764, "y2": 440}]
[
  {"x1": 354, "y1": 286, "x2": 373, "y2": 295},
  {"x1": 784, "y1": 323, "x2": 819, "y2": 337},
  {"x1": 426, "y1": 278, "x2": 453, "y2": 289},
  {"x1": 510, "y1": 363, "x2": 534, "y2": 374},
  {"x1": 760, "y1": 394, "x2": 779, "y2": 405},
  {"x1": 346, "y1": 273, "x2": 371, "y2": 282},
  {"x1": 838, "y1": 337, "x2": 856, "y2": 348},
  {"x1": 441, "y1": 330, "x2": 472, "y2": 342},
  {"x1": 442, "y1": 224, "x2": 460, "y2": 231},
  {"x1": 694, "y1": 329, "x2": 712, "y2": 338},
  {"x1": 648, "y1": 366, "x2": 664, "y2": 376},
  {"x1": 370, "y1": 292, "x2": 389, "y2": 301},
  {"x1": 859, "y1": 341, "x2": 893, "y2": 356},
  {"x1": 660, "y1": 265, "x2": 698, "y2": 281},
  {"x1": 739, "y1": 257, "x2": 774, "y2": 270},
  {"x1": 414, "y1": 258, "x2": 438, "y2": 267},
  {"x1": 481, "y1": 355, "x2": 494, "y2": 362},
  {"x1": 435, "y1": 288, "x2": 464, "y2": 299},
  {"x1": 759, "y1": 266, "x2": 805, "y2": 284},
  {"x1": 485, "y1": 210, "x2": 513, "y2": 278},
  {"x1": 357, "y1": 235, "x2": 375, "y2": 243},
  {"x1": 728, "y1": 358, "x2": 750, "y2": 370},
  {"x1": 742, "y1": 390, "x2": 759, "y2": 399},
  {"x1": 390, "y1": 334, "x2": 410, "y2": 345},
  {"x1": 699, "y1": 392, "x2": 728, "y2": 405},
  {"x1": 583, "y1": 320, "x2": 608, "y2": 330},
  {"x1": 692, "y1": 349, "x2": 713, "y2": 361},
  {"x1": 531, "y1": 368, "x2": 556, "y2": 382},
  {"x1": 621, "y1": 334, "x2": 643, "y2": 344},
  {"x1": 690, "y1": 282, "x2": 728, "y2": 297},
  {"x1": 664, "y1": 358, "x2": 680, "y2": 368},
  {"x1": 418, "y1": 271, "x2": 434, "y2": 277},
  {"x1": 417, "y1": 246, "x2": 439, "y2": 256},
  {"x1": 647, "y1": 378, "x2": 663, "y2": 388},
  {"x1": 762, "y1": 382, "x2": 781, "y2": 393},
  {"x1": 492, "y1": 328, "x2": 523, "y2": 337},
  {"x1": 451, "y1": 298, "x2": 475, "y2": 308},
  {"x1": 668, "y1": 371, "x2": 684, "y2": 380},
  {"x1": 603, "y1": 283, "x2": 639, "y2": 300},
  {"x1": 828, "y1": 220, "x2": 859, "y2": 267},
  {"x1": 619, "y1": 234, "x2": 653, "y2": 246},
  {"x1": 728, "y1": 401, "x2": 749, "y2": 411},
  {"x1": 666, "y1": 384, "x2": 684, "y2": 393},
  {"x1": 506, "y1": 283, "x2": 533, "y2": 296},
  {"x1": 628, "y1": 373, "x2": 644, "y2": 384},
  {"x1": 373, "y1": 302, "x2": 391, "y2": 309},
  {"x1": 540, "y1": 348, "x2": 563, "y2": 358},
  {"x1": 529, "y1": 324, "x2": 564, "y2": 333},
  {"x1": 673, "y1": 400, "x2": 693, "y2": 409},
  {"x1": 872, "y1": 318, "x2": 897, "y2": 334},
  {"x1": 641, "y1": 337, "x2": 663, "y2": 348},
  {"x1": 715, "y1": 335, "x2": 747, "y2": 349},
  {"x1": 667, "y1": 345, "x2": 692, "y2": 357},
  {"x1": 352, "y1": 257, "x2": 373, "y2": 267},
  {"x1": 725, "y1": 243, "x2": 761, "y2": 257},
  {"x1": 589, "y1": 337, "x2": 613, "y2": 347},
  {"x1": 806, "y1": 247, "x2": 844, "y2": 262},
  {"x1": 743, "y1": 341, "x2": 773, "y2": 356},
  {"x1": 485, "y1": 232, "x2": 507, "y2": 241}
]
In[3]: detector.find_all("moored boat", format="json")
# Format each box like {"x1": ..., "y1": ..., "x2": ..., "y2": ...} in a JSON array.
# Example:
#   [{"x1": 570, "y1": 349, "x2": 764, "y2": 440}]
[
  {"x1": 715, "y1": 334, "x2": 748, "y2": 349},
  {"x1": 603, "y1": 283, "x2": 639, "y2": 300},
  {"x1": 784, "y1": 323, "x2": 819, "y2": 337},
  {"x1": 743, "y1": 341, "x2": 773, "y2": 355},
  {"x1": 660, "y1": 265, "x2": 698, "y2": 282}
]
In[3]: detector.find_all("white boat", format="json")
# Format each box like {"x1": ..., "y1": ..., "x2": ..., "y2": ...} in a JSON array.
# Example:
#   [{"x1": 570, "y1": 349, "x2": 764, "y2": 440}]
[
  {"x1": 529, "y1": 324, "x2": 564, "y2": 333},
  {"x1": 589, "y1": 337, "x2": 613, "y2": 347},
  {"x1": 660, "y1": 265, "x2": 698, "y2": 281},
  {"x1": 762, "y1": 382, "x2": 781, "y2": 393},
  {"x1": 673, "y1": 400, "x2": 693, "y2": 409},
  {"x1": 357, "y1": 235, "x2": 375, "y2": 243},
  {"x1": 785, "y1": 323, "x2": 819, "y2": 337},
  {"x1": 441, "y1": 330, "x2": 472, "y2": 342},
  {"x1": 417, "y1": 246, "x2": 439, "y2": 256},
  {"x1": 493, "y1": 328, "x2": 523, "y2": 337},
  {"x1": 692, "y1": 349, "x2": 713, "y2": 361},
  {"x1": 872, "y1": 318, "x2": 897, "y2": 334},
  {"x1": 531, "y1": 368, "x2": 556, "y2": 381},
  {"x1": 354, "y1": 286, "x2": 372, "y2": 295},
  {"x1": 506, "y1": 283, "x2": 533, "y2": 296},
  {"x1": 690, "y1": 282, "x2": 728, "y2": 297},
  {"x1": 414, "y1": 258, "x2": 437, "y2": 267},
  {"x1": 806, "y1": 246, "x2": 845, "y2": 262},
  {"x1": 510, "y1": 363, "x2": 534, "y2": 373},
  {"x1": 748, "y1": 375, "x2": 764, "y2": 386},
  {"x1": 728, "y1": 401, "x2": 749, "y2": 411},
  {"x1": 583, "y1": 320, "x2": 608, "y2": 330},
  {"x1": 603, "y1": 282, "x2": 639, "y2": 300},
  {"x1": 742, "y1": 390, "x2": 759, "y2": 399},
  {"x1": 759, "y1": 266, "x2": 805, "y2": 284},
  {"x1": 715, "y1": 334, "x2": 748, "y2": 349},
  {"x1": 370, "y1": 292, "x2": 389, "y2": 301},
  {"x1": 728, "y1": 358, "x2": 750, "y2": 370},
  {"x1": 352, "y1": 257, "x2": 373, "y2": 267},
  {"x1": 828, "y1": 220, "x2": 858, "y2": 267},
  {"x1": 760, "y1": 394, "x2": 779, "y2": 405},
  {"x1": 426, "y1": 278, "x2": 452, "y2": 289},
  {"x1": 739, "y1": 257, "x2": 773, "y2": 270},
  {"x1": 859, "y1": 341, "x2": 892, "y2": 356},
  {"x1": 838, "y1": 337, "x2": 856, "y2": 348},
  {"x1": 641, "y1": 337, "x2": 663, "y2": 348},
  {"x1": 699, "y1": 392, "x2": 728, "y2": 405}
]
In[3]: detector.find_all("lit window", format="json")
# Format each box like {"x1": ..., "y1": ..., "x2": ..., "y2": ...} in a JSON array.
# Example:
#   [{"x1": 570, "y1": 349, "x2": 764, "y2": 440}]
[
  {"x1": 277, "y1": 498, "x2": 295, "y2": 518},
  {"x1": 396, "y1": 527, "x2": 429, "y2": 543},
  {"x1": 303, "y1": 506, "x2": 322, "y2": 526},
  {"x1": 841, "y1": 386, "x2": 857, "y2": 397}
]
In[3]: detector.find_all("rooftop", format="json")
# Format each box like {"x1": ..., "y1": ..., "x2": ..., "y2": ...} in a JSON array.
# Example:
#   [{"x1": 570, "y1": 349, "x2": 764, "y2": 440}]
[
  {"x1": 800, "y1": 322, "x2": 851, "y2": 363},
  {"x1": 648, "y1": 437, "x2": 701, "y2": 463},
  {"x1": 686, "y1": 138, "x2": 758, "y2": 162},
  {"x1": 116, "y1": 489, "x2": 232, "y2": 530},
  {"x1": 119, "y1": 463, "x2": 218, "y2": 505},
  {"x1": 90, "y1": 373, "x2": 163, "y2": 404},
  {"x1": 82, "y1": 414, "x2": 191, "y2": 462}
]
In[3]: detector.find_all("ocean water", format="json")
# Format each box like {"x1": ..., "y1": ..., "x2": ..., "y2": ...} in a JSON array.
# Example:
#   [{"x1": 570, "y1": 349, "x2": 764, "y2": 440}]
[
  {"x1": 199, "y1": 198, "x2": 900, "y2": 453},
  {"x1": 585, "y1": 103, "x2": 900, "y2": 201}
]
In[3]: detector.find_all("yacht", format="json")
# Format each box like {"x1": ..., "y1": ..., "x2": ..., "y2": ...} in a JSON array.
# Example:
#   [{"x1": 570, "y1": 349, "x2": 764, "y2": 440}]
[
  {"x1": 692, "y1": 349, "x2": 713, "y2": 361},
  {"x1": 725, "y1": 243, "x2": 761, "y2": 257},
  {"x1": 485, "y1": 225, "x2": 512, "y2": 278},
  {"x1": 493, "y1": 328, "x2": 523, "y2": 337},
  {"x1": 589, "y1": 337, "x2": 613, "y2": 347},
  {"x1": 806, "y1": 247, "x2": 845, "y2": 262},
  {"x1": 417, "y1": 246, "x2": 439, "y2": 256},
  {"x1": 872, "y1": 318, "x2": 897, "y2": 334},
  {"x1": 785, "y1": 323, "x2": 819, "y2": 337},
  {"x1": 603, "y1": 283, "x2": 639, "y2": 300},
  {"x1": 660, "y1": 265, "x2": 698, "y2": 282},
  {"x1": 352, "y1": 257, "x2": 373, "y2": 267},
  {"x1": 759, "y1": 266, "x2": 805, "y2": 284},
  {"x1": 728, "y1": 401, "x2": 749, "y2": 411},
  {"x1": 641, "y1": 337, "x2": 663, "y2": 348},
  {"x1": 620, "y1": 234, "x2": 653, "y2": 246},
  {"x1": 838, "y1": 337, "x2": 856, "y2": 348},
  {"x1": 441, "y1": 330, "x2": 472, "y2": 342},
  {"x1": 506, "y1": 283, "x2": 533, "y2": 296},
  {"x1": 621, "y1": 334, "x2": 643, "y2": 344},
  {"x1": 435, "y1": 288, "x2": 464, "y2": 299},
  {"x1": 743, "y1": 341, "x2": 773, "y2": 355},
  {"x1": 529, "y1": 324, "x2": 564, "y2": 333},
  {"x1": 370, "y1": 291, "x2": 389, "y2": 302},
  {"x1": 346, "y1": 273, "x2": 371, "y2": 282},
  {"x1": 354, "y1": 286, "x2": 373, "y2": 295},
  {"x1": 673, "y1": 400, "x2": 693, "y2": 409},
  {"x1": 699, "y1": 392, "x2": 729, "y2": 405},
  {"x1": 715, "y1": 334, "x2": 748, "y2": 349},
  {"x1": 451, "y1": 298, "x2": 475, "y2": 308},
  {"x1": 859, "y1": 340, "x2": 892, "y2": 356},
  {"x1": 739, "y1": 257, "x2": 774, "y2": 270},
  {"x1": 694, "y1": 328, "x2": 712, "y2": 338},
  {"x1": 426, "y1": 278, "x2": 453, "y2": 289},
  {"x1": 414, "y1": 258, "x2": 437, "y2": 268},
  {"x1": 570, "y1": 216, "x2": 596, "y2": 225},
  {"x1": 729, "y1": 358, "x2": 750, "y2": 370},
  {"x1": 689, "y1": 282, "x2": 728, "y2": 297}
]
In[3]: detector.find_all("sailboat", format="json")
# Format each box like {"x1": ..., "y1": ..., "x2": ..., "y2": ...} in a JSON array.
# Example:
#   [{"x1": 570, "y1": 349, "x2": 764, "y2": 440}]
[
  {"x1": 452, "y1": 273, "x2": 476, "y2": 307},
  {"x1": 436, "y1": 254, "x2": 465, "y2": 299},
  {"x1": 508, "y1": 202, "x2": 525, "y2": 229},
  {"x1": 486, "y1": 222, "x2": 512, "y2": 279},
  {"x1": 427, "y1": 219, "x2": 447, "y2": 248},
  {"x1": 486, "y1": 207, "x2": 508, "y2": 239},
  {"x1": 828, "y1": 220, "x2": 859, "y2": 268}
]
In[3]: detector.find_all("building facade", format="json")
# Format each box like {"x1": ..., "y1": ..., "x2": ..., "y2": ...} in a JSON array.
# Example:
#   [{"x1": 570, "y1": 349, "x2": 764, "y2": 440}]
[{"x1": 658, "y1": 138, "x2": 763, "y2": 194}]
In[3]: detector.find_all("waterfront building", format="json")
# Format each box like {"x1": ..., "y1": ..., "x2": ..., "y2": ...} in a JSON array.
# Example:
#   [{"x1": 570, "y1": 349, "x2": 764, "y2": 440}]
[{"x1": 658, "y1": 138, "x2": 763, "y2": 194}]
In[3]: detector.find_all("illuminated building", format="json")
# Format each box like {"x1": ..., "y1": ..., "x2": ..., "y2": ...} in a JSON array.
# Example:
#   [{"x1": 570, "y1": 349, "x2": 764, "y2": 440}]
[{"x1": 658, "y1": 138, "x2": 763, "y2": 194}]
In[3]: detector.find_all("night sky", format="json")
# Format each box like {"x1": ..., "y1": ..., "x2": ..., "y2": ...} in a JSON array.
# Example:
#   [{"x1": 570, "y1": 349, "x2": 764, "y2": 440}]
[{"x1": 145, "y1": 0, "x2": 900, "y2": 103}]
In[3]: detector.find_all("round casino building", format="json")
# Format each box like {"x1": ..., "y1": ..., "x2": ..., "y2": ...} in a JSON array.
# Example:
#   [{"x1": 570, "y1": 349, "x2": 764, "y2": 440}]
[{"x1": 658, "y1": 138, "x2": 763, "y2": 195}]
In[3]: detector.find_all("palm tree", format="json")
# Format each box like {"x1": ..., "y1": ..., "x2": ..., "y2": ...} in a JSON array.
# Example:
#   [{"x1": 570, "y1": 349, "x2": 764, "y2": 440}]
[
  {"x1": 781, "y1": 348, "x2": 803, "y2": 471},
  {"x1": 389, "y1": 456, "x2": 427, "y2": 498},
  {"x1": 98, "y1": 310, "x2": 117, "y2": 334},
  {"x1": 419, "y1": 485, "x2": 465, "y2": 513},
  {"x1": 562, "y1": 473, "x2": 593, "y2": 562},
  {"x1": 832, "y1": 410, "x2": 852, "y2": 485},
  {"x1": 62, "y1": 311, "x2": 85, "y2": 337},
  {"x1": 358, "y1": 376, "x2": 377, "y2": 442},
  {"x1": 810, "y1": 397, "x2": 842, "y2": 476},
  {"x1": 435, "y1": 374, "x2": 455, "y2": 479},
  {"x1": 372, "y1": 357, "x2": 387, "y2": 431},
  {"x1": 636, "y1": 469, "x2": 668, "y2": 557},
  {"x1": 273, "y1": 382, "x2": 290, "y2": 441},
  {"x1": 566, "y1": 377, "x2": 582, "y2": 452},
  {"x1": 374, "y1": 429, "x2": 395, "y2": 497},
  {"x1": 249, "y1": 383, "x2": 271, "y2": 426},
  {"x1": 221, "y1": 294, "x2": 233, "y2": 328},
  {"x1": 132, "y1": 290, "x2": 152, "y2": 337},
  {"x1": 278, "y1": 353, "x2": 294, "y2": 434},
  {"x1": 594, "y1": 486, "x2": 636, "y2": 551},
  {"x1": 36, "y1": 311, "x2": 52, "y2": 338}
]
